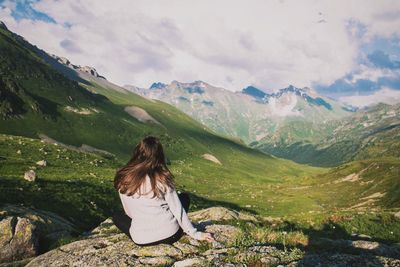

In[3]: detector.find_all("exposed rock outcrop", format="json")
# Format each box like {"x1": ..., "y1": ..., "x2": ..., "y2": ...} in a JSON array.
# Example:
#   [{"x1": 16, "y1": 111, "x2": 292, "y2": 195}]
[
  {"x1": 64, "y1": 106, "x2": 99, "y2": 115},
  {"x1": 24, "y1": 207, "x2": 400, "y2": 266},
  {"x1": 36, "y1": 160, "x2": 47, "y2": 167},
  {"x1": 201, "y1": 154, "x2": 222, "y2": 165},
  {"x1": 51, "y1": 55, "x2": 106, "y2": 79},
  {"x1": 0, "y1": 205, "x2": 77, "y2": 264},
  {"x1": 189, "y1": 206, "x2": 257, "y2": 222},
  {"x1": 24, "y1": 170, "x2": 37, "y2": 182},
  {"x1": 0, "y1": 216, "x2": 38, "y2": 263},
  {"x1": 124, "y1": 106, "x2": 162, "y2": 125}
]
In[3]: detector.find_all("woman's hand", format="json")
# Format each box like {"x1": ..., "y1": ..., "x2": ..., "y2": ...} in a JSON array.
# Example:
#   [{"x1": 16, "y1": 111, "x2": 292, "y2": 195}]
[{"x1": 198, "y1": 232, "x2": 215, "y2": 242}]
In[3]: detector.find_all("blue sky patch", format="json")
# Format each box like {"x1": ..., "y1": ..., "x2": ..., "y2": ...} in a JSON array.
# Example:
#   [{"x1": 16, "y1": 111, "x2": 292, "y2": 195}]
[
  {"x1": 367, "y1": 50, "x2": 400, "y2": 69},
  {"x1": 1, "y1": 0, "x2": 56, "y2": 23},
  {"x1": 315, "y1": 34, "x2": 400, "y2": 97}
]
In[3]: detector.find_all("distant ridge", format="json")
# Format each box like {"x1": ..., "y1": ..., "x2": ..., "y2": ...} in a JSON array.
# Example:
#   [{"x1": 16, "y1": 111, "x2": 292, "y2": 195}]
[
  {"x1": 125, "y1": 80, "x2": 351, "y2": 147},
  {"x1": 242, "y1": 85, "x2": 267, "y2": 99}
]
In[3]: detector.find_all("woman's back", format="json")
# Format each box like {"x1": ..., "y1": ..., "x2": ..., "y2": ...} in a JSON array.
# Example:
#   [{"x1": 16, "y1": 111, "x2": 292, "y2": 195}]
[
  {"x1": 114, "y1": 136, "x2": 214, "y2": 245},
  {"x1": 119, "y1": 175, "x2": 181, "y2": 244}
]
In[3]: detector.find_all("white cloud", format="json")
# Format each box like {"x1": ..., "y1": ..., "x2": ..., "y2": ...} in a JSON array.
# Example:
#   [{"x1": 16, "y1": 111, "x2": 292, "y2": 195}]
[
  {"x1": 1, "y1": 0, "x2": 400, "y2": 92},
  {"x1": 345, "y1": 64, "x2": 399, "y2": 83},
  {"x1": 339, "y1": 87, "x2": 400, "y2": 107}
]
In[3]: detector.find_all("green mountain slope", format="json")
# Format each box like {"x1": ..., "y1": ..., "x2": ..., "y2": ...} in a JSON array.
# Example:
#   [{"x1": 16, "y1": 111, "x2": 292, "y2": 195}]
[
  {"x1": 293, "y1": 158, "x2": 400, "y2": 212},
  {"x1": 0, "y1": 23, "x2": 323, "y2": 221},
  {"x1": 253, "y1": 103, "x2": 400, "y2": 166}
]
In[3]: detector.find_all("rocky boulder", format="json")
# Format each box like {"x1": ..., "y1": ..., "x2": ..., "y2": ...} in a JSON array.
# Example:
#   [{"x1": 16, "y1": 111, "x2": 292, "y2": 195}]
[
  {"x1": 0, "y1": 205, "x2": 77, "y2": 264},
  {"x1": 26, "y1": 223, "x2": 245, "y2": 266},
  {"x1": 36, "y1": 160, "x2": 47, "y2": 167},
  {"x1": 0, "y1": 216, "x2": 38, "y2": 263},
  {"x1": 24, "y1": 170, "x2": 37, "y2": 182},
  {"x1": 24, "y1": 207, "x2": 400, "y2": 266},
  {"x1": 201, "y1": 154, "x2": 222, "y2": 165},
  {"x1": 189, "y1": 206, "x2": 258, "y2": 222}
]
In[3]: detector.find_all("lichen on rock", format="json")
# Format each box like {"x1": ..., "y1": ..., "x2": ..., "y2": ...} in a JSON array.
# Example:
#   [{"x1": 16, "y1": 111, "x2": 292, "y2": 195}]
[
  {"x1": 5, "y1": 206, "x2": 400, "y2": 267},
  {"x1": 0, "y1": 205, "x2": 77, "y2": 264}
]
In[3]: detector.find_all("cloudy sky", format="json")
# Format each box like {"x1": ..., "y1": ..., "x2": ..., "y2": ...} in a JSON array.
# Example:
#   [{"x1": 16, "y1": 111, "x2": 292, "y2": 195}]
[{"x1": 1, "y1": 0, "x2": 400, "y2": 106}]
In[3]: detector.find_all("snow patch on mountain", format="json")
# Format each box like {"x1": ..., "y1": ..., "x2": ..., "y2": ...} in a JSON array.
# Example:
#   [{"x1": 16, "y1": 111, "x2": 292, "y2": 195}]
[{"x1": 268, "y1": 92, "x2": 302, "y2": 117}]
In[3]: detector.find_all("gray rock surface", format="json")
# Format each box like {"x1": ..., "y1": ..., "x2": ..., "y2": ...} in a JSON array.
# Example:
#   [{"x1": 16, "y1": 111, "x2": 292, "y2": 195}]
[
  {"x1": 0, "y1": 216, "x2": 38, "y2": 263},
  {"x1": 23, "y1": 207, "x2": 400, "y2": 267},
  {"x1": 189, "y1": 206, "x2": 258, "y2": 222},
  {"x1": 0, "y1": 205, "x2": 77, "y2": 264},
  {"x1": 297, "y1": 252, "x2": 400, "y2": 267}
]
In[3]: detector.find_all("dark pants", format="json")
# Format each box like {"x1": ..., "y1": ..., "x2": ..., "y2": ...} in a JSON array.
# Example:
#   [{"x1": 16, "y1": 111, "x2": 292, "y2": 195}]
[{"x1": 112, "y1": 192, "x2": 190, "y2": 246}]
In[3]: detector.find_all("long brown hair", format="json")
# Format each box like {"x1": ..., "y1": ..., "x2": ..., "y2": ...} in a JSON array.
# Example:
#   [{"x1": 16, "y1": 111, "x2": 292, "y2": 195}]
[{"x1": 114, "y1": 136, "x2": 174, "y2": 197}]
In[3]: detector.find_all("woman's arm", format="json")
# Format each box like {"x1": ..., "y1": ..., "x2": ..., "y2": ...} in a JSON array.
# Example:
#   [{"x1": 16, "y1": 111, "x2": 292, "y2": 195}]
[
  {"x1": 119, "y1": 193, "x2": 133, "y2": 219},
  {"x1": 164, "y1": 188, "x2": 203, "y2": 240}
]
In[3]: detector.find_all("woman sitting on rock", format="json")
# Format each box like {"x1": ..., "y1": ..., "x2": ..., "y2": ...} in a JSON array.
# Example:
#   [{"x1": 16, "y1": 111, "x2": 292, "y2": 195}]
[{"x1": 113, "y1": 136, "x2": 214, "y2": 246}]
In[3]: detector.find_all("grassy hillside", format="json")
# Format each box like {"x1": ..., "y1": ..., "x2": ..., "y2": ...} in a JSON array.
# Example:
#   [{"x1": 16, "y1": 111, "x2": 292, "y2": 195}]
[
  {"x1": 0, "y1": 134, "x2": 118, "y2": 230},
  {"x1": 0, "y1": 24, "x2": 325, "y2": 224},
  {"x1": 311, "y1": 158, "x2": 400, "y2": 210},
  {"x1": 254, "y1": 103, "x2": 400, "y2": 167},
  {"x1": 281, "y1": 158, "x2": 400, "y2": 215},
  {"x1": 2, "y1": 133, "x2": 399, "y2": 245},
  {"x1": 1, "y1": 128, "x2": 321, "y2": 231}
]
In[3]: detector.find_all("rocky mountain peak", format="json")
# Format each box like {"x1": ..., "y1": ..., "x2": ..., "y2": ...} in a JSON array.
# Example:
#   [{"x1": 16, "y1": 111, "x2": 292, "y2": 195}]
[
  {"x1": 56, "y1": 56, "x2": 71, "y2": 66},
  {"x1": 242, "y1": 86, "x2": 268, "y2": 99},
  {"x1": 50, "y1": 54, "x2": 106, "y2": 80},
  {"x1": 170, "y1": 80, "x2": 209, "y2": 87},
  {"x1": 79, "y1": 66, "x2": 99, "y2": 77},
  {"x1": 0, "y1": 21, "x2": 8, "y2": 30},
  {"x1": 302, "y1": 86, "x2": 315, "y2": 94},
  {"x1": 279, "y1": 84, "x2": 304, "y2": 94},
  {"x1": 285, "y1": 86, "x2": 332, "y2": 109},
  {"x1": 192, "y1": 80, "x2": 208, "y2": 87},
  {"x1": 149, "y1": 82, "x2": 167, "y2": 90},
  {"x1": 242, "y1": 84, "x2": 315, "y2": 103},
  {"x1": 241, "y1": 84, "x2": 320, "y2": 102},
  {"x1": 167, "y1": 80, "x2": 208, "y2": 94}
]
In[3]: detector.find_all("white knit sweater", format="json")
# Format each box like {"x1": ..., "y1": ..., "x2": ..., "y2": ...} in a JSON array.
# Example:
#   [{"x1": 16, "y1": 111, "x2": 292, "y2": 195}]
[{"x1": 118, "y1": 175, "x2": 202, "y2": 244}]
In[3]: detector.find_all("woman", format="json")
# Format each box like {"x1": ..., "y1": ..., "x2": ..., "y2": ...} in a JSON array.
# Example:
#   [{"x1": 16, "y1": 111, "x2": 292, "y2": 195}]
[{"x1": 113, "y1": 136, "x2": 214, "y2": 246}]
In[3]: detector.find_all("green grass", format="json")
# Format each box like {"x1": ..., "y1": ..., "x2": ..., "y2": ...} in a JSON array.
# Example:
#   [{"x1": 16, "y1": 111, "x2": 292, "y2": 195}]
[
  {"x1": 309, "y1": 158, "x2": 400, "y2": 209},
  {"x1": 0, "y1": 133, "x2": 322, "y2": 229},
  {"x1": 0, "y1": 134, "x2": 119, "y2": 229},
  {"x1": 2, "y1": 134, "x2": 399, "y2": 246}
]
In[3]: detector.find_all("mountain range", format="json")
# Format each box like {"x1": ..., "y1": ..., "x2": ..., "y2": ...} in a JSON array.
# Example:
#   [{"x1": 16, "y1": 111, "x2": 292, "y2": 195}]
[
  {"x1": 122, "y1": 77, "x2": 400, "y2": 167},
  {"x1": 124, "y1": 81, "x2": 351, "y2": 144}
]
